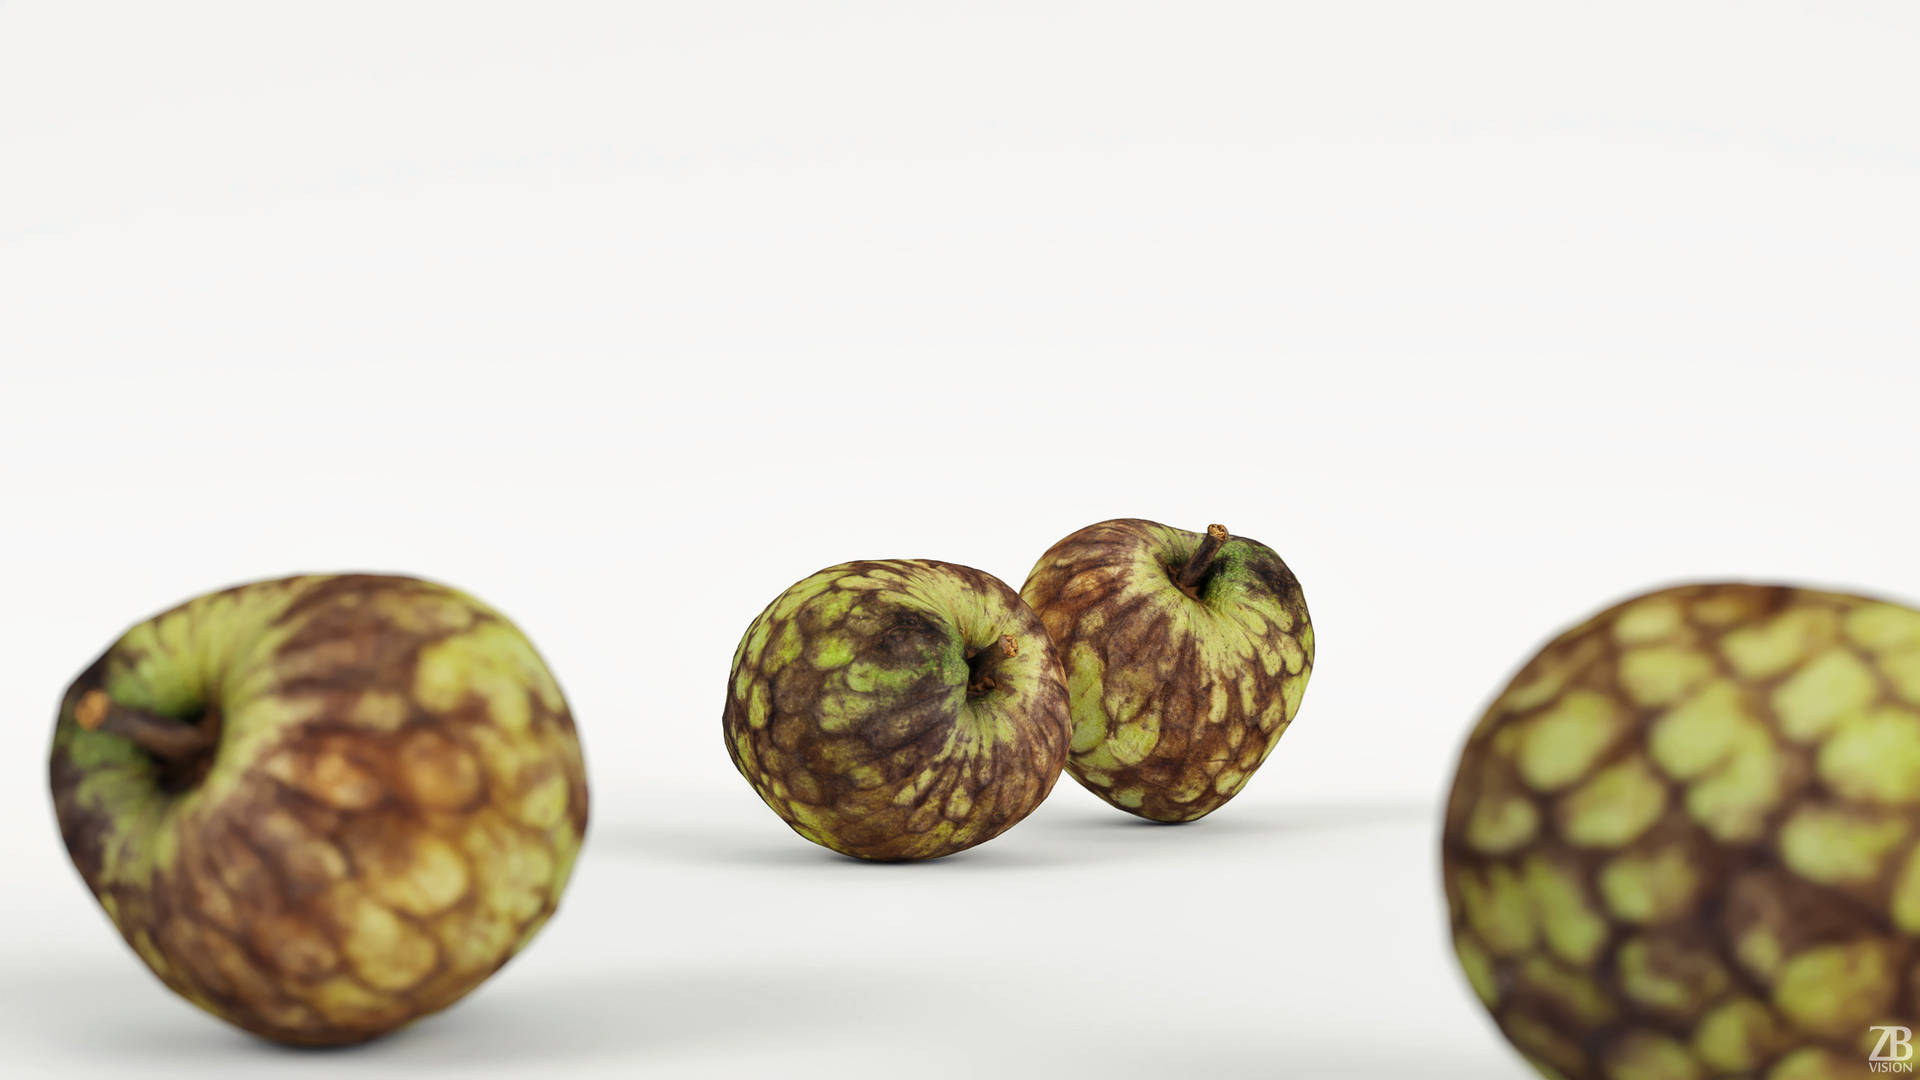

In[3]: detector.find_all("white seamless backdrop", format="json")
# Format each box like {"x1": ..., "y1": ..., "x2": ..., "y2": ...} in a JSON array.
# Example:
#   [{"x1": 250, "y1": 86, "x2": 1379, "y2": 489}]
[{"x1": 3, "y1": 3, "x2": 1917, "y2": 1078}]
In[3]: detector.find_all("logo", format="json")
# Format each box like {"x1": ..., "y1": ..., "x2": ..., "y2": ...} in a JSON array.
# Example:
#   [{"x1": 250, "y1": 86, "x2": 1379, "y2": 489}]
[{"x1": 1872, "y1": 1026, "x2": 1915, "y2": 1073}]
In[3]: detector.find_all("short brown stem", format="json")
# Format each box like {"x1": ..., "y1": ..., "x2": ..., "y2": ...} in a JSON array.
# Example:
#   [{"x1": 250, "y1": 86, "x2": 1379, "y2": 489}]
[
  {"x1": 966, "y1": 634, "x2": 1019, "y2": 695},
  {"x1": 73, "y1": 690, "x2": 217, "y2": 761},
  {"x1": 1175, "y1": 523, "x2": 1230, "y2": 595}
]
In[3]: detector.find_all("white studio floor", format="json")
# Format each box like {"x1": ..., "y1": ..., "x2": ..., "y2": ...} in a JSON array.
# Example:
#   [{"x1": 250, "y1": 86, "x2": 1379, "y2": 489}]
[{"x1": 0, "y1": 782, "x2": 1530, "y2": 1080}]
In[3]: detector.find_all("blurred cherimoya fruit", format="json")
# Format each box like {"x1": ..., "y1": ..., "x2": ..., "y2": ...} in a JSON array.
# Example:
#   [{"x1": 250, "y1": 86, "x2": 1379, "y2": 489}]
[
  {"x1": 51, "y1": 574, "x2": 588, "y2": 1045},
  {"x1": 1444, "y1": 583, "x2": 1920, "y2": 1079}
]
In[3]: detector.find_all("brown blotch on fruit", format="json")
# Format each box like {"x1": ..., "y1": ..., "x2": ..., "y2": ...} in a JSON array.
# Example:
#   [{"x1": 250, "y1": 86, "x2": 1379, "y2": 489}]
[{"x1": 397, "y1": 730, "x2": 485, "y2": 811}]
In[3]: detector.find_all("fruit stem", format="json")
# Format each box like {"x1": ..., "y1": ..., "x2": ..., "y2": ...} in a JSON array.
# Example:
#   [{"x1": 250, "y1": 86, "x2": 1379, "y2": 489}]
[
  {"x1": 1175, "y1": 523, "x2": 1230, "y2": 596},
  {"x1": 966, "y1": 634, "x2": 1019, "y2": 695},
  {"x1": 73, "y1": 689, "x2": 217, "y2": 761}
]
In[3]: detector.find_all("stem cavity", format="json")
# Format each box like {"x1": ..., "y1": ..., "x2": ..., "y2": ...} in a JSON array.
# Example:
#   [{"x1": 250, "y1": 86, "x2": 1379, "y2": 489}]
[{"x1": 966, "y1": 634, "x2": 1019, "y2": 695}]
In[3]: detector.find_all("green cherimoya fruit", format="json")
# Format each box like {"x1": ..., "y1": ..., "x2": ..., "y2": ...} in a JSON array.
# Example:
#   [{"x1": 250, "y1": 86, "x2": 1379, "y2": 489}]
[
  {"x1": 723, "y1": 558, "x2": 1071, "y2": 861},
  {"x1": 1444, "y1": 583, "x2": 1920, "y2": 1080},
  {"x1": 1020, "y1": 519, "x2": 1314, "y2": 822},
  {"x1": 50, "y1": 574, "x2": 589, "y2": 1046}
]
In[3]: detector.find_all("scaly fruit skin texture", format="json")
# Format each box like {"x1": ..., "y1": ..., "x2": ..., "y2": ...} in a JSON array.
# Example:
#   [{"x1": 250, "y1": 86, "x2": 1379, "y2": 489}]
[
  {"x1": 1020, "y1": 519, "x2": 1313, "y2": 822},
  {"x1": 724, "y1": 559, "x2": 1071, "y2": 861},
  {"x1": 1444, "y1": 584, "x2": 1920, "y2": 1080},
  {"x1": 50, "y1": 575, "x2": 589, "y2": 1046}
]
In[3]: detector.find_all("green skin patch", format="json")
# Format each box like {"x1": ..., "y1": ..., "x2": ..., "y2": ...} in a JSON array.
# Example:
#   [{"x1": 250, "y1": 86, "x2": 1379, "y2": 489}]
[
  {"x1": 1019, "y1": 519, "x2": 1313, "y2": 822},
  {"x1": 723, "y1": 559, "x2": 1071, "y2": 860},
  {"x1": 1443, "y1": 583, "x2": 1920, "y2": 1079},
  {"x1": 49, "y1": 575, "x2": 589, "y2": 1046}
]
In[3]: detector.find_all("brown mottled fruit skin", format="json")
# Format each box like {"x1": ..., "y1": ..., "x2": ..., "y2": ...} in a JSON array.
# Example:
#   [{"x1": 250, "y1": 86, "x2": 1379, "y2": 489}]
[
  {"x1": 1445, "y1": 583, "x2": 1920, "y2": 1080},
  {"x1": 50, "y1": 574, "x2": 589, "y2": 1046},
  {"x1": 724, "y1": 559, "x2": 1071, "y2": 861},
  {"x1": 1021, "y1": 519, "x2": 1313, "y2": 822}
]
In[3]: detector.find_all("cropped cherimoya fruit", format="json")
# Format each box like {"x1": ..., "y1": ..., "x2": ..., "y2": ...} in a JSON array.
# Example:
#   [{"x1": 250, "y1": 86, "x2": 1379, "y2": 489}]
[
  {"x1": 51, "y1": 574, "x2": 588, "y2": 1045},
  {"x1": 1444, "y1": 583, "x2": 1920, "y2": 1079}
]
